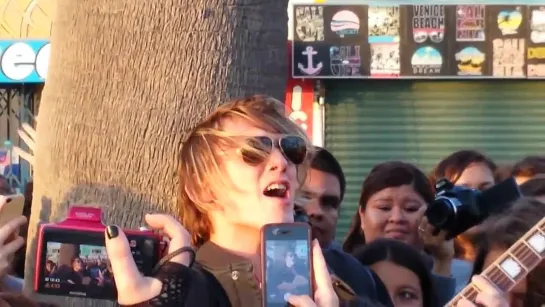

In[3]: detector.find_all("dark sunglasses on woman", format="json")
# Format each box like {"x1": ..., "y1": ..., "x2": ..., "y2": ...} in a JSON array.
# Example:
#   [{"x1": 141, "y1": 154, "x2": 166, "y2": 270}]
[{"x1": 239, "y1": 135, "x2": 307, "y2": 165}]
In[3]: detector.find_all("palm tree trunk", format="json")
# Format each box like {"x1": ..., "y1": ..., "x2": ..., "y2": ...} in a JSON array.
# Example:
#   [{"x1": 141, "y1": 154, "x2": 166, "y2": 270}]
[{"x1": 24, "y1": 1, "x2": 288, "y2": 305}]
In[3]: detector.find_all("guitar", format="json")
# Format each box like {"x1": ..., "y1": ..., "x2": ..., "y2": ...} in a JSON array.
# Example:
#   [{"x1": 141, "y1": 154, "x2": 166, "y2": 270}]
[{"x1": 445, "y1": 216, "x2": 545, "y2": 306}]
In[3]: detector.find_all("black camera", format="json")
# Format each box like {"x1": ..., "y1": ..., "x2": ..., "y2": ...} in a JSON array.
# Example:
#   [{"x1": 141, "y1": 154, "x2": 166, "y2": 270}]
[{"x1": 425, "y1": 177, "x2": 522, "y2": 240}]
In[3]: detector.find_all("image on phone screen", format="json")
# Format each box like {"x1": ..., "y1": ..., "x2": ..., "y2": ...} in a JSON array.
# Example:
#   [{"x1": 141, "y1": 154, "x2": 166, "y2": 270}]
[{"x1": 265, "y1": 240, "x2": 311, "y2": 304}]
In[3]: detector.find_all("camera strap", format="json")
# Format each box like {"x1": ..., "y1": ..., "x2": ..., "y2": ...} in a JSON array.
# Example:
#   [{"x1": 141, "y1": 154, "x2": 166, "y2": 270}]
[{"x1": 151, "y1": 246, "x2": 196, "y2": 275}]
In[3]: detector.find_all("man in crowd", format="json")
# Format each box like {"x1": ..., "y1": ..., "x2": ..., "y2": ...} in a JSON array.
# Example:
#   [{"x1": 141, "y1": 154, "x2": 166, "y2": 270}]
[{"x1": 300, "y1": 146, "x2": 393, "y2": 307}]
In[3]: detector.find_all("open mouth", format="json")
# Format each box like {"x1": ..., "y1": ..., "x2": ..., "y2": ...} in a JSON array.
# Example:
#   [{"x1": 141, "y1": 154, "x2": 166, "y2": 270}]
[{"x1": 263, "y1": 182, "x2": 289, "y2": 198}]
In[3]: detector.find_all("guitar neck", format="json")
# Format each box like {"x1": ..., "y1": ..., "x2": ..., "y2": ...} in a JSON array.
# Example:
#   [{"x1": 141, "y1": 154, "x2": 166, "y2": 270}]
[{"x1": 445, "y1": 216, "x2": 545, "y2": 307}]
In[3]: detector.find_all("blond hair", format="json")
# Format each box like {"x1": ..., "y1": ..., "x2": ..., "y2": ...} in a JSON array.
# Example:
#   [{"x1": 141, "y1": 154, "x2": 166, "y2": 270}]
[{"x1": 178, "y1": 95, "x2": 313, "y2": 247}]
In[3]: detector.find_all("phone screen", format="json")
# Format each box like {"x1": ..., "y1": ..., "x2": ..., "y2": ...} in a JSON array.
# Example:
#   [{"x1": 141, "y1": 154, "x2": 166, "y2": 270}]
[{"x1": 262, "y1": 223, "x2": 312, "y2": 306}]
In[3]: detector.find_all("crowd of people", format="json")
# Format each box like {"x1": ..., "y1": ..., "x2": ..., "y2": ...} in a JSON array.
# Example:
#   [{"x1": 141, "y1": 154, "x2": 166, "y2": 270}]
[
  {"x1": 0, "y1": 95, "x2": 542, "y2": 307},
  {"x1": 44, "y1": 255, "x2": 113, "y2": 287}
]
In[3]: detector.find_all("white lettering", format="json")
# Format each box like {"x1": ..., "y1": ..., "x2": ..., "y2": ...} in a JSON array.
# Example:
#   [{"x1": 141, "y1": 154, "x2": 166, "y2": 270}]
[{"x1": 2, "y1": 42, "x2": 36, "y2": 81}]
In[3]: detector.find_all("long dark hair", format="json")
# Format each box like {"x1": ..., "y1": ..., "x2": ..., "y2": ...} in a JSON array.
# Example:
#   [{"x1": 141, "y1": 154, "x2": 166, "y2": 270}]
[
  {"x1": 353, "y1": 238, "x2": 437, "y2": 307},
  {"x1": 429, "y1": 149, "x2": 497, "y2": 185},
  {"x1": 471, "y1": 197, "x2": 545, "y2": 305},
  {"x1": 342, "y1": 161, "x2": 434, "y2": 254}
]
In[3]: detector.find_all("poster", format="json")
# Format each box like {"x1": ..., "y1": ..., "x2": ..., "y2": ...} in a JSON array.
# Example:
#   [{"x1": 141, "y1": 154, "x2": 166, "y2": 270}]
[
  {"x1": 401, "y1": 5, "x2": 450, "y2": 76},
  {"x1": 293, "y1": 44, "x2": 330, "y2": 77},
  {"x1": 368, "y1": 6, "x2": 401, "y2": 77},
  {"x1": 290, "y1": 3, "x2": 542, "y2": 79},
  {"x1": 292, "y1": 5, "x2": 327, "y2": 77},
  {"x1": 450, "y1": 5, "x2": 489, "y2": 76},
  {"x1": 527, "y1": 6, "x2": 545, "y2": 78},
  {"x1": 487, "y1": 6, "x2": 527, "y2": 78},
  {"x1": 294, "y1": 5, "x2": 325, "y2": 43},
  {"x1": 322, "y1": 6, "x2": 369, "y2": 76}
]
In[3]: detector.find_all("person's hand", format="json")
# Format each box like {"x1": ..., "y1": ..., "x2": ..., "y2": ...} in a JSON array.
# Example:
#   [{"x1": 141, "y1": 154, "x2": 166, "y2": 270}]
[
  {"x1": 12, "y1": 123, "x2": 36, "y2": 166},
  {"x1": 105, "y1": 214, "x2": 191, "y2": 305},
  {"x1": 417, "y1": 207, "x2": 454, "y2": 276},
  {"x1": 287, "y1": 240, "x2": 339, "y2": 307},
  {"x1": 95, "y1": 269, "x2": 104, "y2": 286},
  {"x1": 456, "y1": 275, "x2": 509, "y2": 307},
  {"x1": 419, "y1": 215, "x2": 455, "y2": 259},
  {"x1": 0, "y1": 196, "x2": 27, "y2": 277}
]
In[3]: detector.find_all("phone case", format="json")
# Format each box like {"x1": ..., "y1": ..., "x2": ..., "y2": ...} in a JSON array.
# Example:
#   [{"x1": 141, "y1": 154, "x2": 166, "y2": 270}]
[
  {"x1": 260, "y1": 223, "x2": 314, "y2": 307},
  {"x1": 0, "y1": 194, "x2": 25, "y2": 227}
]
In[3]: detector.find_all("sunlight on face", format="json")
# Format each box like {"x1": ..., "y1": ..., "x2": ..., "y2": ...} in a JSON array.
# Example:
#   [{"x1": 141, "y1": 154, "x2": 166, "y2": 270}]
[
  {"x1": 212, "y1": 118, "x2": 299, "y2": 230},
  {"x1": 455, "y1": 162, "x2": 495, "y2": 191}
]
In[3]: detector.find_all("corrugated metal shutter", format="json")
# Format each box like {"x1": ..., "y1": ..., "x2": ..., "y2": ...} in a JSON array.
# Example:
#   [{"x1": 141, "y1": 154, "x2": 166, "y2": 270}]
[{"x1": 325, "y1": 80, "x2": 545, "y2": 241}]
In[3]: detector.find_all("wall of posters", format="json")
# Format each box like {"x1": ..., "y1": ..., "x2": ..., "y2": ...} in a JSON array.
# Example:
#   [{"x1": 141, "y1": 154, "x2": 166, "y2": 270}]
[{"x1": 291, "y1": 3, "x2": 544, "y2": 79}]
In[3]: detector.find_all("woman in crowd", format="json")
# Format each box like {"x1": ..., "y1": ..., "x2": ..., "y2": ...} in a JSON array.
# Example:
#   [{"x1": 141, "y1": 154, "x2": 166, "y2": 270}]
[
  {"x1": 342, "y1": 161, "x2": 456, "y2": 305},
  {"x1": 467, "y1": 197, "x2": 544, "y2": 307},
  {"x1": 101, "y1": 96, "x2": 342, "y2": 307},
  {"x1": 428, "y1": 150, "x2": 497, "y2": 291},
  {"x1": 352, "y1": 238, "x2": 437, "y2": 307}
]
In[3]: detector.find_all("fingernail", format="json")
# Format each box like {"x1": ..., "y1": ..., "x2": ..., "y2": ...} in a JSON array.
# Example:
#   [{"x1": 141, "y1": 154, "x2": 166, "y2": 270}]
[
  {"x1": 6, "y1": 198, "x2": 11, "y2": 203},
  {"x1": 106, "y1": 226, "x2": 119, "y2": 239}
]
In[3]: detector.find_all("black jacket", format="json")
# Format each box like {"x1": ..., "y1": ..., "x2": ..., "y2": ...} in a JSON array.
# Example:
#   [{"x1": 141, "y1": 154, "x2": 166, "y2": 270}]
[{"x1": 125, "y1": 242, "x2": 390, "y2": 307}]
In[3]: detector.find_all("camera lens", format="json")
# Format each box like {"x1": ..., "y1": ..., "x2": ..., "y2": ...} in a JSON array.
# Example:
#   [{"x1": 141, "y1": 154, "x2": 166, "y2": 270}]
[{"x1": 426, "y1": 197, "x2": 456, "y2": 228}]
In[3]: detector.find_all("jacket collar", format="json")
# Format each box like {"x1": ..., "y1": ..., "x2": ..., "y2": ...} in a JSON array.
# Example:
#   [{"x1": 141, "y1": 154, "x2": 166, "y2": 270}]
[{"x1": 196, "y1": 241, "x2": 253, "y2": 270}]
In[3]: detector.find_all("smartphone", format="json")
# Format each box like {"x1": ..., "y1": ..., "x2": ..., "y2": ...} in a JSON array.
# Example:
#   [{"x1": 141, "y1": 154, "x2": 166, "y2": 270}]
[
  {"x1": 261, "y1": 223, "x2": 313, "y2": 307},
  {"x1": 0, "y1": 194, "x2": 25, "y2": 227}
]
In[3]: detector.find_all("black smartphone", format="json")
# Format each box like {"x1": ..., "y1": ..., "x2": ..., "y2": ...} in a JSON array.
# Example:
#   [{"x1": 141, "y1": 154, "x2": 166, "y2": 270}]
[{"x1": 261, "y1": 223, "x2": 313, "y2": 307}]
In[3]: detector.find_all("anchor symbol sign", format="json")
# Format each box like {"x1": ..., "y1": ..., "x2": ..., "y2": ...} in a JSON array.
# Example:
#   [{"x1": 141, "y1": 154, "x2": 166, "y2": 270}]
[{"x1": 297, "y1": 46, "x2": 323, "y2": 76}]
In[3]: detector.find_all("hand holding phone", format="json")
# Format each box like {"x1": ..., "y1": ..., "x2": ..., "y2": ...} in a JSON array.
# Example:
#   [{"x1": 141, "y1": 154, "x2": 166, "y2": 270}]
[
  {"x1": 261, "y1": 223, "x2": 339, "y2": 307},
  {"x1": 286, "y1": 240, "x2": 338, "y2": 307},
  {"x1": 0, "y1": 195, "x2": 27, "y2": 277}
]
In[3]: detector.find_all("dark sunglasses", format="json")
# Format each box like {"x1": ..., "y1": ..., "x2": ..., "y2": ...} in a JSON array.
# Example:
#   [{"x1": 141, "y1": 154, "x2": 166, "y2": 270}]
[{"x1": 240, "y1": 135, "x2": 307, "y2": 165}]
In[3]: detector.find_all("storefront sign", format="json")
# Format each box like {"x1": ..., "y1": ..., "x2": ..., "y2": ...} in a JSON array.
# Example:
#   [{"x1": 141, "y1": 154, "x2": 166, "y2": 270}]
[
  {"x1": 0, "y1": 40, "x2": 50, "y2": 83},
  {"x1": 291, "y1": 4, "x2": 545, "y2": 79}
]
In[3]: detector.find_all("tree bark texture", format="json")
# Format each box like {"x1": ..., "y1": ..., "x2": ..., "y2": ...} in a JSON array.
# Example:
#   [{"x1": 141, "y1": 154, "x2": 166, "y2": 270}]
[{"x1": 25, "y1": 1, "x2": 288, "y2": 306}]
